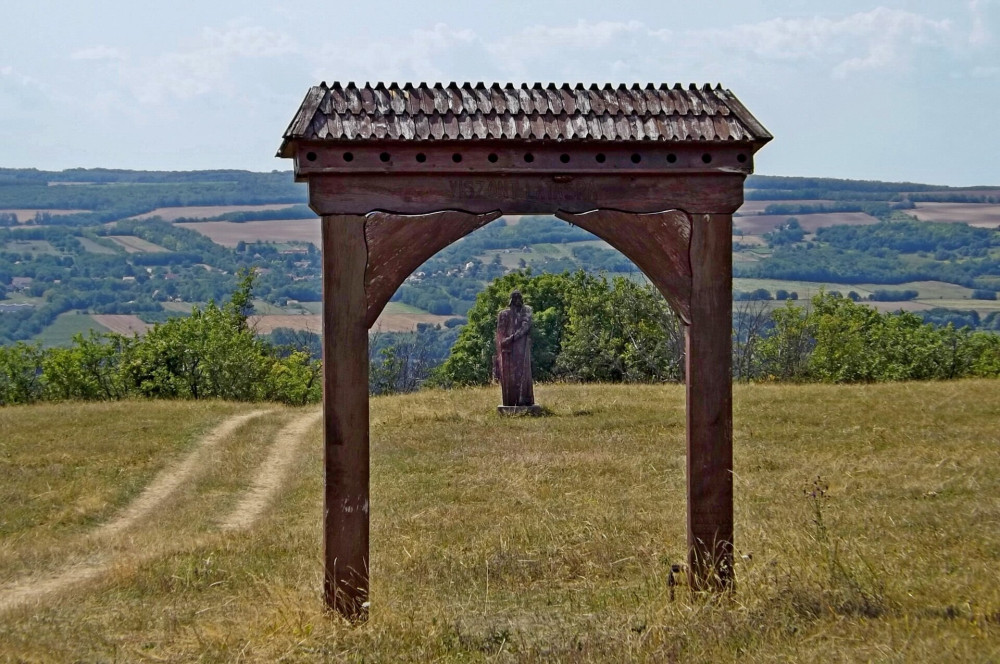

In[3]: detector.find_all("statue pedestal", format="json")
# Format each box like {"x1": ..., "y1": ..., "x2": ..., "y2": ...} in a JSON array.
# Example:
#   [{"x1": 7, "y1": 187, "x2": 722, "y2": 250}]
[{"x1": 497, "y1": 405, "x2": 543, "y2": 416}]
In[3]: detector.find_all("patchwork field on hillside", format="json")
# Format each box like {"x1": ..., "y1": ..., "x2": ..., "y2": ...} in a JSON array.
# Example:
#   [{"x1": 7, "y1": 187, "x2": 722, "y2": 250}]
[
  {"x1": 0, "y1": 209, "x2": 89, "y2": 222},
  {"x1": 130, "y1": 204, "x2": 298, "y2": 221},
  {"x1": 106, "y1": 235, "x2": 169, "y2": 253},
  {"x1": 911, "y1": 203, "x2": 1000, "y2": 228},
  {"x1": 735, "y1": 211, "x2": 879, "y2": 235},
  {"x1": 176, "y1": 219, "x2": 320, "y2": 247},
  {"x1": 249, "y1": 310, "x2": 454, "y2": 334}
]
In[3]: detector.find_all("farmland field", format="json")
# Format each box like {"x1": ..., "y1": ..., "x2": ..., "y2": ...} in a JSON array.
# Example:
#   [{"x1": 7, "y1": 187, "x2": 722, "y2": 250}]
[
  {"x1": 76, "y1": 237, "x2": 118, "y2": 254},
  {"x1": 734, "y1": 211, "x2": 879, "y2": 235},
  {"x1": 3, "y1": 240, "x2": 60, "y2": 255},
  {"x1": 0, "y1": 209, "x2": 89, "y2": 222},
  {"x1": 129, "y1": 204, "x2": 299, "y2": 221},
  {"x1": 161, "y1": 301, "x2": 197, "y2": 313},
  {"x1": 176, "y1": 219, "x2": 320, "y2": 247},
  {"x1": 90, "y1": 315, "x2": 152, "y2": 335},
  {"x1": 735, "y1": 199, "x2": 833, "y2": 215},
  {"x1": 911, "y1": 203, "x2": 1000, "y2": 228},
  {"x1": 106, "y1": 235, "x2": 169, "y2": 253},
  {"x1": 733, "y1": 279, "x2": 980, "y2": 302},
  {"x1": 249, "y1": 310, "x2": 456, "y2": 334},
  {"x1": 35, "y1": 312, "x2": 110, "y2": 347},
  {"x1": 248, "y1": 314, "x2": 322, "y2": 335},
  {"x1": 0, "y1": 381, "x2": 997, "y2": 661}
]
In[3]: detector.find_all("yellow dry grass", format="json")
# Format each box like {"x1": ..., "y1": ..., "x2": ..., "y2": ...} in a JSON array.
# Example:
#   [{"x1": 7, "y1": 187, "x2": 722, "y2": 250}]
[
  {"x1": 911, "y1": 203, "x2": 1000, "y2": 228},
  {"x1": 129, "y1": 205, "x2": 297, "y2": 222},
  {"x1": 249, "y1": 312, "x2": 456, "y2": 334},
  {"x1": 735, "y1": 212, "x2": 879, "y2": 236},
  {"x1": 0, "y1": 209, "x2": 90, "y2": 222},
  {"x1": 1, "y1": 381, "x2": 998, "y2": 662},
  {"x1": 176, "y1": 220, "x2": 321, "y2": 247},
  {"x1": 90, "y1": 315, "x2": 151, "y2": 335},
  {"x1": 106, "y1": 236, "x2": 169, "y2": 253}
]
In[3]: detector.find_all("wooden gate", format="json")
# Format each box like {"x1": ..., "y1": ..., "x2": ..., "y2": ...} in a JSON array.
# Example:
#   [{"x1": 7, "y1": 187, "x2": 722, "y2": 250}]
[{"x1": 279, "y1": 82, "x2": 771, "y2": 619}]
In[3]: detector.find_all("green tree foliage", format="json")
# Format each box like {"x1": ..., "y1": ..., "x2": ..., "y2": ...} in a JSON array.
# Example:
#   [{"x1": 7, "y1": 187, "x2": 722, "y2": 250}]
[
  {"x1": 556, "y1": 276, "x2": 684, "y2": 382},
  {"x1": 751, "y1": 293, "x2": 1000, "y2": 383},
  {"x1": 763, "y1": 217, "x2": 805, "y2": 246},
  {"x1": 368, "y1": 324, "x2": 460, "y2": 395},
  {"x1": 868, "y1": 289, "x2": 919, "y2": 302},
  {"x1": 432, "y1": 271, "x2": 684, "y2": 386},
  {"x1": 0, "y1": 342, "x2": 45, "y2": 405},
  {"x1": 431, "y1": 271, "x2": 581, "y2": 386},
  {"x1": 740, "y1": 220, "x2": 1000, "y2": 288},
  {"x1": 0, "y1": 270, "x2": 321, "y2": 406}
]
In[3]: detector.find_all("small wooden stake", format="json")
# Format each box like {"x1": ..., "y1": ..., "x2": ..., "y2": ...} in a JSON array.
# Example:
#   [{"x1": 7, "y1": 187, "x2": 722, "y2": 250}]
[
  {"x1": 686, "y1": 212, "x2": 734, "y2": 590},
  {"x1": 321, "y1": 215, "x2": 370, "y2": 620}
]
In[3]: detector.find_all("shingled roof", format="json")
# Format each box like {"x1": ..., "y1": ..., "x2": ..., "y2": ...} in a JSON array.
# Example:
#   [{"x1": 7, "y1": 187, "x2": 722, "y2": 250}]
[{"x1": 278, "y1": 82, "x2": 771, "y2": 155}]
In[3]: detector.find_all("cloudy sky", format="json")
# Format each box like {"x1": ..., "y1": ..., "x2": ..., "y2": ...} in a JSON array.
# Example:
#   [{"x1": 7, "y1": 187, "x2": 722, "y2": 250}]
[{"x1": 2, "y1": 0, "x2": 997, "y2": 185}]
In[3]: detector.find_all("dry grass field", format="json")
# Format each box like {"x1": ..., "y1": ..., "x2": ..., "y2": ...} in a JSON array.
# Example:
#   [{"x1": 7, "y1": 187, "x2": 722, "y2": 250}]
[
  {"x1": 0, "y1": 381, "x2": 998, "y2": 662},
  {"x1": 735, "y1": 212, "x2": 879, "y2": 236},
  {"x1": 735, "y1": 200, "x2": 833, "y2": 216},
  {"x1": 106, "y1": 236, "x2": 169, "y2": 253},
  {"x1": 129, "y1": 205, "x2": 297, "y2": 222},
  {"x1": 248, "y1": 314, "x2": 322, "y2": 335},
  {"x1": 90, "y1": 315, "x2": 152, "y2": 336},
  {"x1": 176, "y1": 220, "x2": 321, "y2": 247},
  {"x1": 0, "y1": 209, "x2": 89, "y2": 222},
  {"x1": 911, "y1": 203, "x2": 1000, "y2": 228},
  {"x1": 249, "y1": 311, "x2": 455, "y2": 334}
]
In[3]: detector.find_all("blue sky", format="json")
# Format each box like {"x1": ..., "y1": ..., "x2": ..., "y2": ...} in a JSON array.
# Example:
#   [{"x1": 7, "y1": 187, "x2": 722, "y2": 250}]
[{"x1": 1, "y1": 0, "x2": 997, "y2": 185}]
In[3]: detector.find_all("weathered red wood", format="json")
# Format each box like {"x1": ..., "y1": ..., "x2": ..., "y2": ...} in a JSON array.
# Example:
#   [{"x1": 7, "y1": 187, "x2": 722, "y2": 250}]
[
  {"x1": 555, "y1": 209, "x2": 693, "y2": 323},
  {"x1": 321, "y1": 215, "x2": 370, "y2": 619},
  {"x1": 685, "y1": 212, "x2": 734, "y2": 590},
  {"x1": 307, "y1": 172, "x2": 745, "y2": 216},
  {"x1": 292, "y1": 141, "x2": 756, "y2": 176},
  {"x1": 364, "y1": 210, "x2": 501, "y2": 327}
]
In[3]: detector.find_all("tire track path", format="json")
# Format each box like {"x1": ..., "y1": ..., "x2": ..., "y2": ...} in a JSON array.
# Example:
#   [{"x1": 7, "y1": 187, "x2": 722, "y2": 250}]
[
  {"x1": 0, "y1": 409, "x2": 270, "y2": 614},
  {"x1": 220, "y1": 409, "x2": 322, "y2": 530}
]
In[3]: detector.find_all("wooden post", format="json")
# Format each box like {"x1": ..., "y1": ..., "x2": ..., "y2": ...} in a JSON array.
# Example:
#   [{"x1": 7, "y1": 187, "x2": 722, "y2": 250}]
[
  {"x1": 321, "y1": 214, "x2": 370, "y2": 620},
  {"x1": 685, "y1": 212, "x2": 734, "y2": 590}
]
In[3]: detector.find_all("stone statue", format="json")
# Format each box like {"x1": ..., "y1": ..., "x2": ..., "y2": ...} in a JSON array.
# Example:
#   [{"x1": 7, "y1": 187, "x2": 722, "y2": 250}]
[{"x1": 495, "y1": 290, "x2": 540, "y2": 414}]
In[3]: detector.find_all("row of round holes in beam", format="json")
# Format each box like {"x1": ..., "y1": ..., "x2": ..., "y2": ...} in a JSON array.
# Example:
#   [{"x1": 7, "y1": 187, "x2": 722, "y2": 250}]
[{"x1": 305, "y1": 151, "x2": 749, "y2": 165}]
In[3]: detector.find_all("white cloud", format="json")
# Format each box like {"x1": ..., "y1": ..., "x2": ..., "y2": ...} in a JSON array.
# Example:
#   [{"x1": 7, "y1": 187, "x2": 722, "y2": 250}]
[
  {"x1": 71, "y1": 45, "x2": 123, "y2": 61},
  {"x1": 676, "y1": 8, "x2": 956, "y2": 79},
  {"x1": 118, "y1": 23, "x2": 300, "y2": 105},
  {"x1": 969, "y1": 0, "x2": 991, "y2": 45},
  {"x1": 200, "y1": 24, "x2": 298, "y2": 58},
  {"x1": 371, "y1": 9, "x2": 963, "y2": 84}
]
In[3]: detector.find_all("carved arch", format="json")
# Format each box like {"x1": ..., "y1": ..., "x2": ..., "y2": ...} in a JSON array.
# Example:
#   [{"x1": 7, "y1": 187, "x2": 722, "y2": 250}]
[
  {"x1": 363, "y1": 208, "x2": 694, "y2": 327},
  {"x1": 362, "y1": 210, "x2": 501, "y2": 328},
  {"x1": 555, "y1": 209, "x2": 693, "y2": 323}
]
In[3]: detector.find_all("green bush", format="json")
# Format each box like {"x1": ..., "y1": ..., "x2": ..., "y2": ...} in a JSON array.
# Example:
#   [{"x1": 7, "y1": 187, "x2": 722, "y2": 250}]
[{"x1": 0, "y1": 269, "x2": 322, "y2": 406}]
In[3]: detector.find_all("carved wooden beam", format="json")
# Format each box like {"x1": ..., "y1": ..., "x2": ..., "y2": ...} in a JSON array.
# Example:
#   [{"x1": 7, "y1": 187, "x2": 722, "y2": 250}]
[
  {"x1": 308, "y1": 172, "x2": 745, "y2": 216},
  {"x1": 363, "y1": 210, "x2": 502, "y2": 328},
  {"x1": 554, "y1": 209, "x2": 693, "y2": 323}
]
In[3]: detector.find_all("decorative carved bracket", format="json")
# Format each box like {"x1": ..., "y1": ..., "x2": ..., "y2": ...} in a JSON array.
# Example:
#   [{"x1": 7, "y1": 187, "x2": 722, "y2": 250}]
[
  {"x1": 363, "y1": 210, "x2": 502, "y2": 327},
  {"x1": 555, "y1": 209, "x2": 693, "y2": 323}
]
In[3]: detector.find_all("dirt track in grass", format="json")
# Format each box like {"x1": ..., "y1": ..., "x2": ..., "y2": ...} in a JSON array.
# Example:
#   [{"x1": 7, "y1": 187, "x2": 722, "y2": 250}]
[{"x1": 0, "y1": 408, "x2": 322, "y2": 614}]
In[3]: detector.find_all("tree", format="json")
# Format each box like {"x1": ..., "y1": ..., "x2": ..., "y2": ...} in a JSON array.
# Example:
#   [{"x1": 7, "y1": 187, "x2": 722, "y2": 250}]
[
  {"x1": 556, "y1": 276, "x2": 684, "y2": 383},
  {"x1": 431, "y1": 271, "x2": 582, "y2": 386},
  {"x1": 0, "y1": 342, "x2": 45, "y2": 405},
  {"x1": 757, "y1": 300, "x2": 813, "y2": 380},
  {"x1": 432, "y1": 271, "x2": 685, "y2": 387}
]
